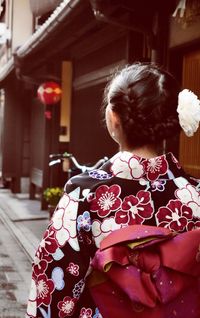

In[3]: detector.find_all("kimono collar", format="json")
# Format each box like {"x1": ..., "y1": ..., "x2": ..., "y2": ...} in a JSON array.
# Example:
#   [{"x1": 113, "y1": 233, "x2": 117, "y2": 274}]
[{"x1": 109, "y1": 151, "x2": 183, "y2": 182}]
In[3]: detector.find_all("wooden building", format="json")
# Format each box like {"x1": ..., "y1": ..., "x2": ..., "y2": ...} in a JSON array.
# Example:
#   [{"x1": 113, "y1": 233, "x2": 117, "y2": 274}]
[{"x1": 0, "y1": 0, "x2": 200, "y2": 208}]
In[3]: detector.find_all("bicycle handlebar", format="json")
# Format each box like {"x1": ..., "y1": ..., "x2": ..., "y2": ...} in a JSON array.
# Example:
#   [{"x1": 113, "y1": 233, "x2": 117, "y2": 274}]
[
  {"x1": 49, "y1": 152, "x2": 108, "y2": 172},
  {"x1": 49, "y1": 158, "x2": 62, "y2": 166}
]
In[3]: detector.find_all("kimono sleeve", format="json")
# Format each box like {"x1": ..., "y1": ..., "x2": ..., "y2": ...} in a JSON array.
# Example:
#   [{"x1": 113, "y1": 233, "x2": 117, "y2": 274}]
[{"x1": 26, "y1": 181, "x2": 96, "y2": 318}]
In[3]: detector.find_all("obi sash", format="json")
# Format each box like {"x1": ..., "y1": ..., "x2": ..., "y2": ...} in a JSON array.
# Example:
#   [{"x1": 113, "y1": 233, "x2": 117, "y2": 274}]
[{"x1": 88, "y1": 225, "x2": 200, "y2": 318}]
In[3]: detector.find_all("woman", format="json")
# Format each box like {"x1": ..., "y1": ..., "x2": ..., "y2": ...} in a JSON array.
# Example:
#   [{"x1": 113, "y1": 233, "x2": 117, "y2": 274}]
[{"x1": 26, "y1": 63, "x2": 200, "y2": 318}]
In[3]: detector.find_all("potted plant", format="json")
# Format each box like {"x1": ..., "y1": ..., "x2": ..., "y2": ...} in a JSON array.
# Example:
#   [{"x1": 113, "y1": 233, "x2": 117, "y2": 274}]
[{"x1": 43, "y1": 187, "x2": 63, "y2": 218}]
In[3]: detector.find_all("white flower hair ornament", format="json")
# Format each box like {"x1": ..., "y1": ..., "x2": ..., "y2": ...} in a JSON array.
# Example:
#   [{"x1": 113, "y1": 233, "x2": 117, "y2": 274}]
[{"x1": 177, "y1": 89, "x2": 200, "y2": 137}]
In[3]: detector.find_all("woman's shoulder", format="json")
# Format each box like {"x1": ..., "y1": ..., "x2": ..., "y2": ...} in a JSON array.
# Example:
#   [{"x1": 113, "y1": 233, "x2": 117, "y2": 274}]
[
  {"x1": 64, "y1": 168, "x2": 113, "y2": 192},
  {"x1": 62, "y1": 151, "x2": 200, "y2": 195}
]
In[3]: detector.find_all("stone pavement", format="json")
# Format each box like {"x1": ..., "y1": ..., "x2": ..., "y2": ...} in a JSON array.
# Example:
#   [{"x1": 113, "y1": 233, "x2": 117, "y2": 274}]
[
  {"x1": 0, "y1": 189, "x2": 49, "y2": 318},
  {"x1": 0, "y1": 218, "x2": 30, "y2": 318}
]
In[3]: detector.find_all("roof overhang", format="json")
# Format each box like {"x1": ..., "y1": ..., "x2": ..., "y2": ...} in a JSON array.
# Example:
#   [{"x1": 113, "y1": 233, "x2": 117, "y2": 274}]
[
  {"x1": 0, "y1": 0, "x2": 177, "y2": 84},
  {"x1": 0, "y1": 0, "x2": 82, "y2": 83}
]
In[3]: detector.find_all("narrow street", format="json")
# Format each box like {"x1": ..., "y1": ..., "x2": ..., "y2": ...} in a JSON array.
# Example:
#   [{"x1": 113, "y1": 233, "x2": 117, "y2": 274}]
[
  {"x1": 0, "y1": 190, "x2": 49, "y2": 318},
  {"x1": 0, "y1": 0, "x2": 199, "y2": 317},
  {"x1": 0, "y1": 217, "x2": 30, "y2": 318}
]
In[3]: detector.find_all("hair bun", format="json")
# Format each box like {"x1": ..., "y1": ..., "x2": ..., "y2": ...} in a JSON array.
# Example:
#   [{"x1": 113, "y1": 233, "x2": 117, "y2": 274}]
[
  {"x1": 153, "y1": 118, "x2": 180, "y2": 141},
  {"x1": 105, "y1": 63, "x2": 181, "y2": 148}
]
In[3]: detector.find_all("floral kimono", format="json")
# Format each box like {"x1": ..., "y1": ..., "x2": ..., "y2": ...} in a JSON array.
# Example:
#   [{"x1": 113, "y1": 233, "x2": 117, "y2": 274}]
[{"x1": 26, "y1": 151, "x2": 200, "y2": 318}]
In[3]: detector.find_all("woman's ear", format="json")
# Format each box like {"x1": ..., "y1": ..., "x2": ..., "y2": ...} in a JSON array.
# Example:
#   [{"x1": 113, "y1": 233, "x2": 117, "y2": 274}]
[
  {"x1": 109, "y1": 109, "x2": 121, "y2": 130},
  {"x1": 106, "y1": 106, "x2": 119, "y2": 133},
  {"x1": 106, "y1": 105, "x2": 122, "y2": 143}
]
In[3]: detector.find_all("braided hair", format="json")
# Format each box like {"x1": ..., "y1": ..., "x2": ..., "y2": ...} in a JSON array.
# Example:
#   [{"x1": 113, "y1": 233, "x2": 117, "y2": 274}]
[{"x1": 104, "y1": 62, "x2": 181, "y2": 148}]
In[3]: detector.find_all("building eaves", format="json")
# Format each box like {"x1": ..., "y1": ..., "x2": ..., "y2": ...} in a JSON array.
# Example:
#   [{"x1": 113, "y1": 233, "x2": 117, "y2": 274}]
[
  {"x1": 17, "y1": 0, "x2": 81, "y2": 58},
  {"x1": 0, "y1": 0, "x2": 81, "y2": 83}
]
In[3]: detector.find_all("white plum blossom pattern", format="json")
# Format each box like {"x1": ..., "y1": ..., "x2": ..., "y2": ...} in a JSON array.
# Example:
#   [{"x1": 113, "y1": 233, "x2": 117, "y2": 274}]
[
  {"x1": 66, "y1": 262, "x2": 79, "y2": 276},
  {"x1": 26, "y1": 279, "x2": 37, "y2": 317},
  {"x1": 58, "y1": 193, "x2": 70, "y2": 209},
  {"x1": 110, "y1": 152, "x2": 144, "y2": 179},
  {"x1": 79, "y1": 307, "x2": 93, "y2": 318},
  {"x1": 175, "y1": 184, "x2": 200, "y2": 219},
  {"x1": 92, "y1": 217, "x2": 121, "y2": 247},
  {"x1": 27, "y1": 150, "x2": 200, "y2": 317},
  {"x1": 110, "y1": 152, "x2": 171, "y2": 181},
  {"x1": 51, "y1": 190, "x2": 80, "y2": 251}
]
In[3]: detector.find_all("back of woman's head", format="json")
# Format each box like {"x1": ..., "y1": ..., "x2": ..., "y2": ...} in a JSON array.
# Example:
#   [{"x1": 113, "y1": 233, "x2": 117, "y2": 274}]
[{"x1": 105, "y1": 62, "x2": 181, "y2": 148}]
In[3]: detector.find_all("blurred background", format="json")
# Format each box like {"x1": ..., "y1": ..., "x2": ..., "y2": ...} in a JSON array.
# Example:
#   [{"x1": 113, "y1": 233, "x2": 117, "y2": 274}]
[{"x1": 0, "y1": 0, "x2": 199, "y2": 209}]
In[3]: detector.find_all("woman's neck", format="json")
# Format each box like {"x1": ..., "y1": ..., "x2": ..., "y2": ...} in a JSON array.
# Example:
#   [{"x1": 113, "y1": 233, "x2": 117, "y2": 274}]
[{"x1": 119, "y1": 144, "x2": 159, "y2": 159}]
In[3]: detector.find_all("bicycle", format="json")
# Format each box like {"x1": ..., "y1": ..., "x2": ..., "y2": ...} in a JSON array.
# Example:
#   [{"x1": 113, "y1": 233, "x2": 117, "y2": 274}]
[
  {"x1": 45, "y1": 152, "x2": 108, "y2": 218},
  {"x1": 49, "y1": 152, "x2": 108, "y2": 180}
]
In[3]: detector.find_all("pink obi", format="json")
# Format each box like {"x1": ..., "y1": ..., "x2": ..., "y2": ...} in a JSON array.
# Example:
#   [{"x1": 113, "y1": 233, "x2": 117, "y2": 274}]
[{"x1": 88, "y1": 225, "x2": 200, "y2": 318}]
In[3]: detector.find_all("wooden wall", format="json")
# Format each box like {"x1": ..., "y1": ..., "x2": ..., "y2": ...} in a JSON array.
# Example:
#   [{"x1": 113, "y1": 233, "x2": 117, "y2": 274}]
[
  {"x1": 179, "y1": 50, "x2": 200, "y2": 178},
  {"x1": 69, "y1": 31, "x2": 145, "y2": 163},
  {"x1": 2, "y1": 75, "x2": 27, "y2": 192}
]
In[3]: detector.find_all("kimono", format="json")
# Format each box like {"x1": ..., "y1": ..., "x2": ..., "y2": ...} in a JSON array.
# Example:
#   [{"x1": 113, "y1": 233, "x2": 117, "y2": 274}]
[{"x1": 26, "y1": 151, "x2": 200, "y2": 318}]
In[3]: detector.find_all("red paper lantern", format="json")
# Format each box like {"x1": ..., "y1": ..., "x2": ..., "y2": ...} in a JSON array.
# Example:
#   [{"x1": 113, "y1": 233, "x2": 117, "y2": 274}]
[{"x1": 37, "y1": 81, "x2": 62, "y2": 105}]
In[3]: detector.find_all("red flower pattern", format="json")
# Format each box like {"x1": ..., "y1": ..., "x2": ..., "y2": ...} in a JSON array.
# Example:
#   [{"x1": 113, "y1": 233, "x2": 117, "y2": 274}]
[
  {"x1": 57, "y1": 296, "x2": 77, "y2": 317},
  {"x1": 143, "y1": 156, "x2": 168, "y2": 181},
  {"x1": 33, "y1": 250, "x2": 54, "y2": 277},
  {"x1": 33, "y1": 258, "x2": 48, "y2": 277},
  {"x1": 115, "y1": 210, "x2": 130, "y2": 225},
  {"x1": 187, "y1": 220, "x2": 200, "y2": 231},
  {"x1": 39, "y1": 227, "x2": 58, "y2": 254},
  {"x1": 115, "y1": 191, "x2": 154, "y2": 225},
  {"x1": 36, "y1": 274, "x2": 55, "y2": 307},
  {"x1": 156, "y1": 200, "x2": 193, "y2": 231},
  {"x1": 90, "y1": 184, "x2": 122, "y2": 217},
  {"x1": 26, "y1": 151, "x2": 200, "y2": 317}
]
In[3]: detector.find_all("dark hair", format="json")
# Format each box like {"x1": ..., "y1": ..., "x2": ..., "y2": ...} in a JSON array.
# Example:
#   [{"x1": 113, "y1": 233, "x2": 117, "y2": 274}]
[{"x1": 104, "y1": 62, "x2": 181, "y2": 148}]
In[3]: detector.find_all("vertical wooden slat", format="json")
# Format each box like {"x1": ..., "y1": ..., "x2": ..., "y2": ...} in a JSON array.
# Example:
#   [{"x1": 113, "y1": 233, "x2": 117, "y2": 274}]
[
  {"x1": 59, "y1": 61, "x2": 72, "y2": 143},
  {"x1": 179, "y1": 51, "x2": 200, "y2": 177}
]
